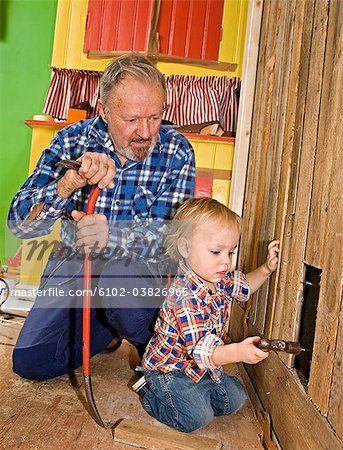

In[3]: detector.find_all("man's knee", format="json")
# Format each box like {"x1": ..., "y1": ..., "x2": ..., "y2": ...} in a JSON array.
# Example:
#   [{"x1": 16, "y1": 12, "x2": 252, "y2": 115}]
[
  {"x1": 12, "y1": 340, "x2": 72, "y2": 380},
  {"x1": 105, "y1": 308, "x2": 157, "y2": 344}
]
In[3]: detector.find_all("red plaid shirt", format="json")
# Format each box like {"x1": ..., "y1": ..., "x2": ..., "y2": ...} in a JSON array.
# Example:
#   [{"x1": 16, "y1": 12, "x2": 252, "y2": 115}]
[{"x1": 142, "y1": 261, "x2": 250, "y2": 383}]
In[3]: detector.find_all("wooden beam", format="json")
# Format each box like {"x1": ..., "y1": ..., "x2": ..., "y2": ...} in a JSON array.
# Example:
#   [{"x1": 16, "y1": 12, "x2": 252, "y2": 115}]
[
  {"x1": 229, "y1": 0, "x2": 263, "y2": 217},
  {"x1": 230, "y1": 0, "x2": 342, "y2": 442},
  {"x1": 230, "y1": 302, "x2": 343, "y2": 450},
  {"x1": 270, "y1": 0, "x2": 329, "y2": 364},
  {"x1": 258, "y1": 0, "x2": 298, "y2": 337},
  {"x1": 328, "y1": 294, "x2": 343, "y2": 440},
  {"x1": 246, "y1": 353, "x2": 342, "y2": 450},
  {"x1": 87, "y1": 50, "x2": 237, "y2": 72},
  {"x1": 147, "y1": 0, "x2": 161, "y2": 55},
  {"x1": 114, "y1": 419, "x2": 222, "y2": 450},
  {"x1": 152, "y1": 54, "x2": 237, "y2": 72},
  {"x1": 238, "y1": 0, "x2": 298, "y2": 334},
  {"x1": 196, "y1": 168, "x2": 232, "y2": 181},
  {"x1": 306, "y1": 0, "x2": 343, "y2": 414}
]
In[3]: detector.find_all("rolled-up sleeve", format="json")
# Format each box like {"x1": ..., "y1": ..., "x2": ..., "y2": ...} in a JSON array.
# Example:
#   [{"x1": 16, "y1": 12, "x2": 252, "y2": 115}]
[
  {"x1": 193, "y1": 333, "x2": 224, "y2": 370},
  {"x1": 7, "y1": 134, "x2": 72, "y2": 238}
]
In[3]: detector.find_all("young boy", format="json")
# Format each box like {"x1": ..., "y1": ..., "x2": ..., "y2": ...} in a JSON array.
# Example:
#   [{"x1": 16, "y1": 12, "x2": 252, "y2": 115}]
[{"x1": 133, "y1": 197, "x2": 279, "y2": 432}]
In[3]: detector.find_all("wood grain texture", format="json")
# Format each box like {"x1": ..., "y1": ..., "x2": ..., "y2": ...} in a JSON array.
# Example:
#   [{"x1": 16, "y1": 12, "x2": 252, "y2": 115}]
[
  {"x1": 230, "y1": 304, "x2": 343, "y2": 450},
  {"x1": 260, "y1": 0, "x2": 298, "y2": 338},
  {"x1": 238, "y1": 0, "x2": 276, "y2": 331},
  {"x1": 239, "y1": 0, "x2": 297, "y2": 334},
  {"x1": 274, "y1": 0, "x2": 329, "y2": 366},
  {"x1": 306, "y1": 0, "x2": 343, "y2": 414},
  {"x1": 232, "y1": 0, "x2": 342, "y2": 440},
  {"x1": 328, "y1": 295, "x2": 343, "y2": 439},
  {"x1": 246, "y1": 354, "x2": 342, "y2": 450},
  {"x1": 114, "y1": 419, "x2": 222, "y2": 450},
  {"x1": 0, "y1": 325, "x2": 263, "y2": 450},
  {"x1": 266, "y1": 0, "x2": 331, "y2": 361}
]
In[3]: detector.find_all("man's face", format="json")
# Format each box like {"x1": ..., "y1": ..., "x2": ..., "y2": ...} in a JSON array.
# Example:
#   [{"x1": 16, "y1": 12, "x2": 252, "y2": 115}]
[{"x1": 99, "y1": 76, "x2": 165, "y2": 161}]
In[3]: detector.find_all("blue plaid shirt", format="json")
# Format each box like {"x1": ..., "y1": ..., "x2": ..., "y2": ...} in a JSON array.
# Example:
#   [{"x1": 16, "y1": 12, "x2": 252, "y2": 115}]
[{"x1": 8, "y1": 117, "x2": 195, "y2": 261}]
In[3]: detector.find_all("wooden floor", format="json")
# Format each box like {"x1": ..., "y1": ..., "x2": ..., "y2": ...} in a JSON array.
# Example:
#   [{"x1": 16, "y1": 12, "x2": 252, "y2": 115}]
[{"x1": 0, "y1": 316, "x2": 263, "y2": 450}]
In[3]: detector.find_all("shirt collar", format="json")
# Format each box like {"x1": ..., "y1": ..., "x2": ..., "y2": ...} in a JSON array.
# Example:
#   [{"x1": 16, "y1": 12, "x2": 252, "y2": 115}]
[
  {"x1": 177, "y1": 260, "x2": 215, "y2": 303},
  {"x1": 87, "y1": 116, "x2": 108, "y2": 144}
]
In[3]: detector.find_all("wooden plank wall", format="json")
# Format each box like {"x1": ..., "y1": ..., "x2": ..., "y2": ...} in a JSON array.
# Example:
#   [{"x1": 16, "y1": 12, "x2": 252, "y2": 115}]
[
  {"x1": 230, "y1": 0, "x2": 343, "y2": 447},
  {"x1": 305, "y1": 0, "x2": 343, "y2": 416}
]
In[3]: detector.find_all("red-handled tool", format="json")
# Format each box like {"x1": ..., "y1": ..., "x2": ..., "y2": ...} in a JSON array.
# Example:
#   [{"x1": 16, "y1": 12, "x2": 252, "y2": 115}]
[
  {"x1": 83, "y1": 185, "x2": 106, "y2": 427},
  {"x1": 56, "y1": 159, "x2": 108, "y2": 428}
]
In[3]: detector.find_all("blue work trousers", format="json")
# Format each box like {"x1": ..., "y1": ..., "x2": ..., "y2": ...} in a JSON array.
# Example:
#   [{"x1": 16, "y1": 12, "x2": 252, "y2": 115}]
[
  {"x1": 143, "y1": 370, "x2": 247, "y2": 432},
  {"x1": 13, "y1": 252, "x2": 168, "y2": 380}
]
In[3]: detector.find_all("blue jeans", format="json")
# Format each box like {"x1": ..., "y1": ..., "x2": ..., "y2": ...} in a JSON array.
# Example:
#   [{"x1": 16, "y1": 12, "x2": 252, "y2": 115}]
[
  {"x1": 143, "y1": 370, "x2": 247, "y2": 432},
  {"x1": 13, "y1": 252, "x2": 170, "y2": 380}
]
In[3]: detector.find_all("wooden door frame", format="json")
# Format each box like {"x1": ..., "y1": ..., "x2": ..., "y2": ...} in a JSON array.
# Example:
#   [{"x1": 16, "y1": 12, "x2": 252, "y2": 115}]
[{"x1": 229, "y1": 0, "x2": 263, "y2": 217}]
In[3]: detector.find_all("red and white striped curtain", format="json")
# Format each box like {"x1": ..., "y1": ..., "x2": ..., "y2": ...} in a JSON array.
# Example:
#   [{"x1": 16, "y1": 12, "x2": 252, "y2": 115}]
[
  {"x1": 43, "y1": 67, "x2": 101, "y2": 120},
  {"x1": 43, "y1": 69, "x2": 240, "y2": 132},
  {"x1": 163, "y1": 75, "x2": 240, "y2": 132}
]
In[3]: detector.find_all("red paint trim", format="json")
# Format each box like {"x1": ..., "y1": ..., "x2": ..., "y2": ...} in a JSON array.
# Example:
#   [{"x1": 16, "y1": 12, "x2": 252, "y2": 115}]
[
  {"x1": 182, "y1": 132, "x2": 235, "y2": 143},
  {"x1": 24, "y1": 120, "x2": 73, "y2": 128}
]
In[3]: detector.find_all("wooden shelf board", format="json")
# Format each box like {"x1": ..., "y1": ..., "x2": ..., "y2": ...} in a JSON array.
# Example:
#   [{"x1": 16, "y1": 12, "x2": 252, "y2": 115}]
[
  {"x1": 182, "y1": 132, "x2": 235, "y2": 143},
  {"x1": 24, "y1": 120, "x2": 73, "y2": 129},
  {"x1": 24, "y1": 121, "x2": 236, "y2": 143}
]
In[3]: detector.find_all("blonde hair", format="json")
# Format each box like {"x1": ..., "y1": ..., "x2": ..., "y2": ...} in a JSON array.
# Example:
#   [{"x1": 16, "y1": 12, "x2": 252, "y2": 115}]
[{"x1": 166, "y1": 197, "x2": 241, "y2": 261}]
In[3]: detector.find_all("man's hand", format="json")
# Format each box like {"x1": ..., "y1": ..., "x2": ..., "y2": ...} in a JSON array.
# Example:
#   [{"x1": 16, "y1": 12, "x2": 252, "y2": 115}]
[
  {"x1": 71, "y1": 210, "x2": 109, "y2": 253},
  {"x1": 57, "y1": 153, "x2": 116, "y2": 199}
]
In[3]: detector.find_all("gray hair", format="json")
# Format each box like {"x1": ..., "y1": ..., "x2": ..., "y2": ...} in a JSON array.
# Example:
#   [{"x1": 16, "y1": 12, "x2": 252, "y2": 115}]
[{"x1": 100, "y1": 52, "x2": 166, "y2": 105}]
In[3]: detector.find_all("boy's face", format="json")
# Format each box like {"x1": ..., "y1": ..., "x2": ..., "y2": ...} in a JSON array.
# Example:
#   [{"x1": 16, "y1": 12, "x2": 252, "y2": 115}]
[{"x1": 181, "y1": 218, "x2": 240, "y2": 291}]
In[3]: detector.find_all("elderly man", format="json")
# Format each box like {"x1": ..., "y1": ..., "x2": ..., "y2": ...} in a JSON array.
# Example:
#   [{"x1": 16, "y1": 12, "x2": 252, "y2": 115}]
[{"x1": 8, "y1": 53, "x2": 195, "y2": 380}]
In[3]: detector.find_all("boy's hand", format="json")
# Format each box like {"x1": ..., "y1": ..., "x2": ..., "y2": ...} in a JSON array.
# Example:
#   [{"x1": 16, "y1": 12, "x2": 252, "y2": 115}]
[
  {"x1": 263, "y1": 240, "x2": 280, "y2": 274},
  {"x1": 245, "y1": 240, "x2": 280, "y2": 294},
  {"x1": 236, "y1": 336, "x2": 269, "y2": 364}
]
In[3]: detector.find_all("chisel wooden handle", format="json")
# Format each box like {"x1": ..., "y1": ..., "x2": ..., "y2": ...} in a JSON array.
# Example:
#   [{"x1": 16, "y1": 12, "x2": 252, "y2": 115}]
[{"x1": 256, "y1": 338, "x2": 304, "y2": 355}]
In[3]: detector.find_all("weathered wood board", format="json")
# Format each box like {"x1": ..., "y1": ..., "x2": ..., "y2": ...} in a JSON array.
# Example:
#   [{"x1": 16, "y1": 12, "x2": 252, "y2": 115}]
[
  {"x1": 0, "y1": 321, "x2": 263, "y2": 450},
  {"x1": 114, "y1": 419, "x2": 222, "y2": 450},
  {"x1": 234, "y1": 0, "x2": 343, "y2": 443},
  {"x1": 306, "y1": 0, "x2": 343, "y2": 414},
  {"x1": 230, "y1": 303, "x2": 343, "y2": 450}
]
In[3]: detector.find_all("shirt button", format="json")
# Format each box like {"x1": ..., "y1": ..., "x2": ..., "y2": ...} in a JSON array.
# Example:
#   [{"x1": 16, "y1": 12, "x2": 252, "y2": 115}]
[
  {"x1": 48, "y1": 195, "x2": 54, "y2": 201},
  {"x1": 115, "y1": 200, "x2": 120, "y2": 206}
]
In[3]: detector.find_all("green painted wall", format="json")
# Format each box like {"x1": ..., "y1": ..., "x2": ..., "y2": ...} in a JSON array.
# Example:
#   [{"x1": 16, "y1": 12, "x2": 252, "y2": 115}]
[{"x1": 0, "y1": 0, "x2": 57, "y2": 264}]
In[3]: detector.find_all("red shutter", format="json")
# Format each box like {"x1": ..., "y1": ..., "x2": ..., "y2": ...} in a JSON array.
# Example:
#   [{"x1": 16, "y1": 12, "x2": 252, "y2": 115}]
[
  {"x1": 84, "y1": 0, "x2": 224, "y2": 61},
  {"x1": 157, "y1": 0, "x2": 224, "y2": 61},
  {"x1": 84, "y1": 0, "x2": 154, "y2": 53},
  {"x1": 84, "y1": 0, "x2": 105, "y2": 52}
]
